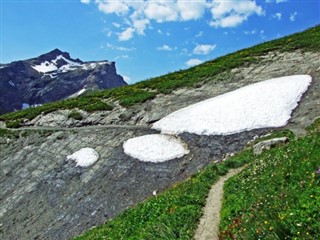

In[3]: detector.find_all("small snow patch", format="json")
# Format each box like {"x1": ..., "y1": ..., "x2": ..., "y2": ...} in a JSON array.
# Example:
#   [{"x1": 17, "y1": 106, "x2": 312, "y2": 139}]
[
  {"x1": 32, "y1": 61, "x2": 58, "y2": 73},
  {"x1": 77, "y1": 88, "x2": 86, "y2": 96},
  {"x1": 153, "y1": 75, "x2": 312, "y2": 135},
  {"x1": 123, "y1": 134, "x2": 189, "y2": 163},
  {"x1": 9, "y1": 80, "x2": 15, "y2": 87},
  {"x1": 67, "y1": 147, "x2": 99, "y2": 167},
  {"x1": 22, "y1": 103, "x2": 30, "y2": 110}
]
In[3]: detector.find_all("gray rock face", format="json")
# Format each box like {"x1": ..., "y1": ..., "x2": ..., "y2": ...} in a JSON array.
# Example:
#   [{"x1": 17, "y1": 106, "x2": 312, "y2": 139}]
[
  {"x1": 0, "y1": 49, "x2": 127, "y2": 114},
  {"x1": 0, "y1": 126, "x2": 270, "y2": 240},
  {"x1": 253, "y1": 137, "x2": 289, "y2": 155},
  {"x1": 0, "y1": 50, "x2": 320, "y2": 240}
]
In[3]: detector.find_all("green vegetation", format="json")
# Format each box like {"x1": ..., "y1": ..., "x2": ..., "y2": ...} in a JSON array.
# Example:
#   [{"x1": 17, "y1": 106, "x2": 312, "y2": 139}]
[
  {"x1": 68, "y1": 111, "x2": 83, "y2": 120},
  {"x1": 74, "y1": 150, "x2": 250, "y2": 240},
  {"x1": 74, "y1": 122, "x2": 319, "y2": 240},
  {"x1": 0, "y1": 128, "x2": 16, "y2": 138},
  {"x1": 1, "y1": 26, "x2": 319, "y2": 128},
  {"x1": 0, "y1": 97, "x2": 113, "y2": 127},
  {"x1": 219, "y1": 121, "x2": 320, "y2": 239}
]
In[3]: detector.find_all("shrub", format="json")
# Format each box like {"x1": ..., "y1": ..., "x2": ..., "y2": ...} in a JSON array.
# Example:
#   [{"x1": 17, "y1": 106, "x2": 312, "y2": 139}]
[{"x1": 68, "y1": 111, "x2": 83, "y2": 120}]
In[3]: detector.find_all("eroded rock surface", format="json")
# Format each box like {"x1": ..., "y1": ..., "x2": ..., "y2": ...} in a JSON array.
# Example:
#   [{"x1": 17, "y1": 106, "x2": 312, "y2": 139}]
[{"x1": 1, "y1": 50, "x2": 319, "y2": 239}]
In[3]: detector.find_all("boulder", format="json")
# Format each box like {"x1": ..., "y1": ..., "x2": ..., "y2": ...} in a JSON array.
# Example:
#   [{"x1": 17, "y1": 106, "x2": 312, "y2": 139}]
[{"x1": 253, "y1": 137, "x2": 289, "y2": 155}]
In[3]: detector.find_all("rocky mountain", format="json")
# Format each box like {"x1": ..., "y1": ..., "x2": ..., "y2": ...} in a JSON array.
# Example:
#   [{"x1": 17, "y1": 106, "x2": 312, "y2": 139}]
[{"x1": 0, "y1": 49, "x2": 127, "y2": 114}]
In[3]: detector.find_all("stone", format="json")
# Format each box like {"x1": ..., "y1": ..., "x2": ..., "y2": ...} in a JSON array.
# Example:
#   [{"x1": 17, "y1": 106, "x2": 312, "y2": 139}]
[{"x1": 253, "y1": 137, "x2": 289, "y2": 155}]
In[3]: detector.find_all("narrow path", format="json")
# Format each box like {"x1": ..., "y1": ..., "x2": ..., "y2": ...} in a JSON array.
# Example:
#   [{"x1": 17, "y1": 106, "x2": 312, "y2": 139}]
[
  {"x1": 0, "y1": 124, "x2": 151, "y2": 132},
  {"x1": 194, "y1": 166, "x2": 245, "y2": 240}
]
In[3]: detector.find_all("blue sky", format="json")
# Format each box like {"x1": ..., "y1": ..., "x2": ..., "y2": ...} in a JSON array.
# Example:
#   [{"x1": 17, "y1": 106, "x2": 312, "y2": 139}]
[{"x1": 1, "y1": 0, "x2": 319, "y2": 84}]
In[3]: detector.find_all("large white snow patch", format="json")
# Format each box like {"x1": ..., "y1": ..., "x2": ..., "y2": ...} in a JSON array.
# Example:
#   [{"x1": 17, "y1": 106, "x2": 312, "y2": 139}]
[
  {"x1": 123, "y1": 134, "x2": 190, "y2": 163},
  {"x1": 32, "y1": 61, "x2": 58, "y2": 73},
  {"x1": 153, "y1": 75, "x2": 312, "y2": 135},
  {"x1": 67, "y1": 147, "x2": 99, "y2": 167}
]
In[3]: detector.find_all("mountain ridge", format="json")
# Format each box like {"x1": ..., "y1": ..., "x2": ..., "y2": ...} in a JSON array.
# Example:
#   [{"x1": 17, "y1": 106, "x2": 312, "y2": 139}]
[{"x1": 0, "y1": 49, "x2": 126, "y2": 114}]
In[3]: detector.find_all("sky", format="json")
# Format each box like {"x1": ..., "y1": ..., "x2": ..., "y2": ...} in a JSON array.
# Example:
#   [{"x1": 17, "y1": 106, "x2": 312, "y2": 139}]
[{"x1": 1, "y1": 0, "x2": 319, "y2": 84}]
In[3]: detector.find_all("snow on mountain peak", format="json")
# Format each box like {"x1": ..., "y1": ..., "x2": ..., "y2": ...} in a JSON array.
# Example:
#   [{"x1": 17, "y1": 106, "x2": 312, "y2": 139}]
[{"x1": 31, "y1": 54, "x2": 110, "y2": 73}]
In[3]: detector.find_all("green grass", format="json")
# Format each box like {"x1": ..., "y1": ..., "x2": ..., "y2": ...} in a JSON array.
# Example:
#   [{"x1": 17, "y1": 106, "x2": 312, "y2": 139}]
[
  {"x1": 68, "y1": 111, "x2": 83, "y2": 120},
  {"x1": 1, "y1": 25, "x2": 319, "y2": 127},
  {"x1": 73, "y1": 122, "x2": 319, "y2": 240},
  {"x1": 0, "y1": 128, "x2": 16, "y2": 138},
  {"x1": 219, "y1": 122, "x2": 320, "y2": 239},
  {"x1": 0, "y1": 97, "x2": 113, "y2": 127},
  {"x1": 74, "y1": 150, "x2": 252, "y2": 240}
]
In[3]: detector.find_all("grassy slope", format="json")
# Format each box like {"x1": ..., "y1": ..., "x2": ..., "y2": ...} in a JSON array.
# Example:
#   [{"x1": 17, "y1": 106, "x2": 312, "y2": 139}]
[
  {"x1": 1, "y1": 25, "x2": 319, "y2": 127},
  {"x1": 74, "y1": 121, "x2": 319, "y2": 240},
  {"x1": 74, "y1": 146, "x2": 253, "y2": 240},
  {"x1": 219, "y1": 119, "x2": 320, "y2": 240}
]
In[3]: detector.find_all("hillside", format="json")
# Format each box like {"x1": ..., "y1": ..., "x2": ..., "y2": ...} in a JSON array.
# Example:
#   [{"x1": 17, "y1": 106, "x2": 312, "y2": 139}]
[
  {"x1": 0, "y1": 26, "x2": 319, "y2": 240},
  {"x1": 0, "y1": 26, "x2": 319, "y2": 128}
]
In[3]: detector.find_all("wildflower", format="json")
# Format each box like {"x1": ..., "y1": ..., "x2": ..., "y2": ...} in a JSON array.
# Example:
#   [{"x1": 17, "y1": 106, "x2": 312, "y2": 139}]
[
  {"x1": 269, "y1": 226, "x2": 274, "y2": 231},
  {"x1": 296, "y1": 223, "x2": 302, "y2": 227},
  {"x1": 264, "y1": 220, "x2": 268, "y2": 224},
  {"x1": 316, "y1": 168, "x2": 320, "y2": 175}
]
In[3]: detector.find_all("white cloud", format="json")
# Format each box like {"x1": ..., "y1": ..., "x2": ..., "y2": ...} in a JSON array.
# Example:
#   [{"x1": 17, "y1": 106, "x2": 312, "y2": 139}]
[
  {"x1": 122, "y1": 75, "x2": 132, "y2": 84},
  {"x1": 87, "y1": 0, "x2": 265, "y2": 40},
  {"x1": 290, "y1": 11, "x2": 298, "y2": 22},
  {"x1": 157, "y1": 45, "x2": 173, "y2": 51},
  {"x1": 106, "y1": 43, "x2": 135, "y2": 51},
  {"x1": 80, "y1": 0, "x2": 90, "y2": 4},
  {"x1": 195, "y1": 31, "x2": 203, "y2": 38},
  {"x1": 186, "y1": 58, "x2": 203, "y2": 67},
  {"x1": 209, "y1": 0, "x2": 264, "y2": 28},
  {"x1": 177, "y1": 0, "x2": 207, "y2": 21},
  {"x1": 132, "y1": 18, "x2": 150, "y2": 35},
  {"x1": 271, "y1": 12, "x2": 282, "y2": 20},
  {"x1": 244, "y1": 29, "x2": 257, "y2": 35},
  {"x1": 144, "y1": 1, "x2": 178, "y2": 23},
  {"x1": 210, "y1": 14, "x2": 245, "y2": 28},
  {"x1": 114, "y1": 55, "x2": 129, "y2": 61},
  {"x1": 193, "y1": 44, "x2": 216, "y2": 55},
  {"x1": 112, "y1": 22, "x2": 121, "y2": 28},
  {"x1": 96, "y1": 0, "x2": 129, "y2": 15},
  {"x1": 119, "y1": 27, "x2": 135, "y2": 41}
]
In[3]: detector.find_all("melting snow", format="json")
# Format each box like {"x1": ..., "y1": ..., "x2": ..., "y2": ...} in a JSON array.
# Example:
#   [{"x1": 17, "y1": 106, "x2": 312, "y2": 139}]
[
  {"x1": 77, "y1": 88, "x2": 86, "y2": 96},
  {"x1": 53, "y1": 55, "x2": 82, "y2": 67},
  {"x1": 22, "y1": 103, "x2": 30, "y2": 110},
  {"x1": 153, "y1": 75, "x2": 312, "y2": 135},
  {"x1": 123, "y1": 134, "x2": 190, "y2": 163},
  {"x1": 32, "y1": 55, "x2": 82, "y2": 73},
  {"x1": 21, "y1": 103, "x2": 42, "y2": 110},
  {"x1": 32, "y1": 61, "x2": 58, "y2": 73},
  {"x1": 67, "y1": 147, "x2": 99, "y2": 167}
]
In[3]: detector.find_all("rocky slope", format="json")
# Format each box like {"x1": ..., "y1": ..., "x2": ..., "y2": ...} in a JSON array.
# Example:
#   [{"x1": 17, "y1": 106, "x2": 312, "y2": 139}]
[
  {"x1": 0, "y1": 49, "x2": 127, "y2": 114},
  {"x1": 0, "y1": 49, "x2": 319, "y2": 240}
]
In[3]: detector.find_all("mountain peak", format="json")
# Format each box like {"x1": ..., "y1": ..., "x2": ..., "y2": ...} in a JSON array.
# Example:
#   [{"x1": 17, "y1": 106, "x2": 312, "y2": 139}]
[
  {"x1": 38, "y1": 48, "x2": 71, "y2": 62},
  {"x1": 48, "y1": 48, "x2": 64, "y2": 55}
]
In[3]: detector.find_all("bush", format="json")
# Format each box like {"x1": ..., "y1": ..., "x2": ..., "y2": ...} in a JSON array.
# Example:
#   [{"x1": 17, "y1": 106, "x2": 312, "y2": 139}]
[
  {"x1": 5, "y1": 120, "x2": 22, "y2": 128},
  {"x1": 68, "y1": 111, "x2": 83, "y2": 120}
]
